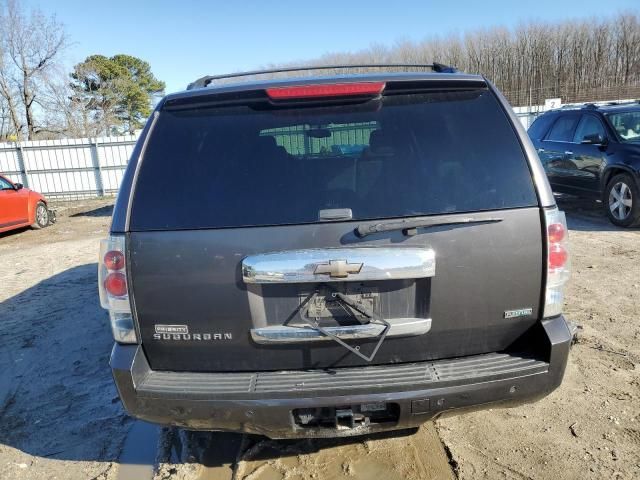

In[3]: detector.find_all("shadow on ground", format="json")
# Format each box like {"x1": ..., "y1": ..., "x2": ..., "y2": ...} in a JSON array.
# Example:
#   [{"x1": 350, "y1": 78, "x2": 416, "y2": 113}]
[
  {"x1": 556, "y1": 194, "x2": 640, "y2": 232},
  {"x1": 0, "y1": 263, "x2": 130, "y2": 464},
  {"x1": 70, "y1": 204, "x2": 114, "y2": 217},
  {"x1": 0, "y1": 226, "x2": 30, "y2": 239}
]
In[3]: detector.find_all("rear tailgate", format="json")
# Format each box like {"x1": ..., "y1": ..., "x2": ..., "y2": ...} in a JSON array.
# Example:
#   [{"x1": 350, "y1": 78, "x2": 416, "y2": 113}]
[{"x1": 127, "y1": 79, "x2": 543, "y2": 372}]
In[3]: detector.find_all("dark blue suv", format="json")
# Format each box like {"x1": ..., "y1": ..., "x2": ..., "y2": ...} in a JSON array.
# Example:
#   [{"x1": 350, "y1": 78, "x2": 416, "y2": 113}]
[{"x1": 528, "y1": 103, "x2": 640, "y2": 227}]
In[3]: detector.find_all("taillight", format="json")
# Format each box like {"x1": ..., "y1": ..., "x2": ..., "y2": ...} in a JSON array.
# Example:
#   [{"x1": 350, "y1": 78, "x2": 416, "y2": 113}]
[
  {"x1": 104, "y1": 250, "x2": 125, "y2": 270},
  {"x1": 544, "y1": 209, "x2": 570, "y2": 318},
  {"x1": 104, "y1": 272, "x2": 127, "y2": 297},
  {"x1": 547, "y1": 223, "x2": 565, "y2": 243},
  {"x1": 548, "y1": 244, "x2": 568, "y2": 271},
  {"x1": 98, "y1": 235, "x2": 137, "y2": 344},
  {"x1": 266, "y1": 82, "x2": 385, "y2": 100}
]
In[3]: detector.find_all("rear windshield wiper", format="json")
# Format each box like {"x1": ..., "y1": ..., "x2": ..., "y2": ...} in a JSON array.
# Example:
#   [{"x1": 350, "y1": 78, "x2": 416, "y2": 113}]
[{"x1": 355, "y1": 215, "x2": 503, "y2": 238}]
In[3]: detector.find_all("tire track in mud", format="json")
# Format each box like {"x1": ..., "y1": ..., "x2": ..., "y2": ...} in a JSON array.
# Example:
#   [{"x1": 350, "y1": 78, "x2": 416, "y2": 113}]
[{"x1": 155, "y1": 423, "x2": 455, "y2": 480}]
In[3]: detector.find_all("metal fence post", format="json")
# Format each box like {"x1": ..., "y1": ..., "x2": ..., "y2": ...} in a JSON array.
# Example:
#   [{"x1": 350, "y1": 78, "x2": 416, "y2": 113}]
[
  {"x1": 15, "y1": 143, "x2": 29, "y2": 188},
  {"x1": 90, "y1": 138, "x2": 105, "y2": 197}
]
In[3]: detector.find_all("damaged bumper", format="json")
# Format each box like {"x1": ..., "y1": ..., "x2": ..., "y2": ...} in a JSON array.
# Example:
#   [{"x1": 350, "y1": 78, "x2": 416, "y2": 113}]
[{"x1": 110, "y1": 316, "x2": 572, "y2": 439}]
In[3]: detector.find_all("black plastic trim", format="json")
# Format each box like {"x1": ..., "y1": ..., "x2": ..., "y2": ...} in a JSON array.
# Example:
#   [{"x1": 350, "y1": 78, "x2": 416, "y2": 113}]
[{"x1": 137, "y1": 352, "x2": 548, "y2": 399}]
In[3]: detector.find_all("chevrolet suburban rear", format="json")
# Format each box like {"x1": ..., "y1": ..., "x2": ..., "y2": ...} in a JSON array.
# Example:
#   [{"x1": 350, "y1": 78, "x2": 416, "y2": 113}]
[{"x1": 100, "y1": 65, "x2": 572, "y2": 438}]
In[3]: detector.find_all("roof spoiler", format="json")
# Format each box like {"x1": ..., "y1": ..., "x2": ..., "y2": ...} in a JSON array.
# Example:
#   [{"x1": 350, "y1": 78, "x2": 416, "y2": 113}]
[{"x1": 186, "y1": 63, "x2": 459, "y2": 90}]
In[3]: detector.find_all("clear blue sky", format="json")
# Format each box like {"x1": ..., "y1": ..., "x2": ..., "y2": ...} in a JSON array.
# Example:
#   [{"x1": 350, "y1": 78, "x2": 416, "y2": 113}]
[{"x1": 24, "y1": 0, "x2": 640, "y2": 94}]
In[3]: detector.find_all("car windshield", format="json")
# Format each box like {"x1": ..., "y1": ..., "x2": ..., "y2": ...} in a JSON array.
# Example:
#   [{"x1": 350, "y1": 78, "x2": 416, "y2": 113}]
[
  {"x1": 607, "y1": 110, "x2": 640, "y2": 143},
  {"x1": 0, "y1": 177, "x2": 14, "y2": 189}
]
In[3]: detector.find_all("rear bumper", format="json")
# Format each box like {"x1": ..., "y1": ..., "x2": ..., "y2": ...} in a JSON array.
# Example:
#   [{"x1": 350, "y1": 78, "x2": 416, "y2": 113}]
[{"x1": 110, "y1": 316, "x2": 572, "y2": 439}]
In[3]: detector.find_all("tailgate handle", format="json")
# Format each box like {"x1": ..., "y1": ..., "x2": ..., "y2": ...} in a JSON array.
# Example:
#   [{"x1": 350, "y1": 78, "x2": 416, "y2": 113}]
[
  {"x1": 251, "y1": 290, "x2": 430, "y2": 362},
  {"x1": 242, "y1": 247, "x2": 435, "y2": 284},
  {"x1": 251, "y1": 317, "x2": 432, "y2": 344}
]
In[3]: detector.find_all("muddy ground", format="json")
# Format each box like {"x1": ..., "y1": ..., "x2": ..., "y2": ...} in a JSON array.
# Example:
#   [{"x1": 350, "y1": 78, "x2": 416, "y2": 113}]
[{"x1": 0, "y1": 196, "x2": 638, "y2": 479}]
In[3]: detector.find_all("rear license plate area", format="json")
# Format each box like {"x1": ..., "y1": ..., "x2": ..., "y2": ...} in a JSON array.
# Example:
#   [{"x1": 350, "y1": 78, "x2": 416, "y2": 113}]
[
  {"x1": 254, "y1": 278, "x2": 430, "y2": 328},
  {"x1": 301, "y1": 286, "x2": 378, "y2": 323}
]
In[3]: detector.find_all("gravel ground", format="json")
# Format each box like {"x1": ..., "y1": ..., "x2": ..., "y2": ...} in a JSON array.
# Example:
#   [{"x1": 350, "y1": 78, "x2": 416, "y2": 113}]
[{"x1": 0, "y1": 195, "x2": 638, "y2": 479}]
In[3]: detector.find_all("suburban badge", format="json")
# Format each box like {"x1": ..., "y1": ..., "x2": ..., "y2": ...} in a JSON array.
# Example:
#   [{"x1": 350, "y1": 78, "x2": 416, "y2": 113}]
[
  {"x1": 504, "y1": 308, "x2": 533, "y2": 319},
  {"x1": 153, "y1": 324, "x2": 232, "y2": 341}
]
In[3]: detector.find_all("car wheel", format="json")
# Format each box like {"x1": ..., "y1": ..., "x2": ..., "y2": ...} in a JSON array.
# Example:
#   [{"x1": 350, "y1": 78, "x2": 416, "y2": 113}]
[
  {"x1": 605, "y1": 173, "x2": 640, "y2": 227},
  {"x1": 31, "y1": 202, "x2": 49, "y2": 229}
]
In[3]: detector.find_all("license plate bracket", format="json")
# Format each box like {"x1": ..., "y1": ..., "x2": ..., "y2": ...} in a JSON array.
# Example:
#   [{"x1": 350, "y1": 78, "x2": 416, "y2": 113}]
[
  {"x1": 301, "y1": 287, "x2": 378, "y2": 320},
  {"x1": 298, "y1": 289, "x2": 390, "y2": 362}
]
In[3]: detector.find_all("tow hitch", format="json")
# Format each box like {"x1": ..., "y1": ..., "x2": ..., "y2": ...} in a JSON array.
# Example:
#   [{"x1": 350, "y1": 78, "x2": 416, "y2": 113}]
[
  {"x1": 336, "y1": 409, "x2": 369, "y2": 429},
  {"x1": 294, "y1": 403, "x2": 399, "y2": 430}
]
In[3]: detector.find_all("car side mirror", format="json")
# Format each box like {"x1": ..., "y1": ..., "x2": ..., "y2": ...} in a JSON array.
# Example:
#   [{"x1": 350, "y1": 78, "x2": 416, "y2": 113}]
[
  {"x1": 581, "y1": 133, "x2": 607, "y2": 145},
  {"x1": 14, "y1": 182, "x2": 23, "y2": 190}
]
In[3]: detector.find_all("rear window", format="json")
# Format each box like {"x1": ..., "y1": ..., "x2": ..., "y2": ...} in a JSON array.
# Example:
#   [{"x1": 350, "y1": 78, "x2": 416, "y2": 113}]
[
  {"x1": 528, "y1": 114, "x2": 555, "y2": 140},
  {"x1": 130, "y1": 89, "x2": 537, "y2": 230}
]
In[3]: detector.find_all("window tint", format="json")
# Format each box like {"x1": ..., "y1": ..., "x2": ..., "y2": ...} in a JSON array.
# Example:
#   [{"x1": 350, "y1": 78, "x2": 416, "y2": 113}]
[
  {"x1": 131, "y1": 89, "x2": 537, "y2": 230},
  {"x1": 528, "y1": 114, "x2": 555, "y2": 140},
  {"x1": 546, "y1": 115, "x2": 578, "y2": 142},
  {"x1": 573, "y1": 115, "x2": 606, "y2": 142}
]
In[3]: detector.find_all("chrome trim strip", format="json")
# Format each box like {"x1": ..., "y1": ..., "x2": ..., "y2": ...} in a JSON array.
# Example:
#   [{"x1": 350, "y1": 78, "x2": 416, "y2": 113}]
[
  {"x1": 251, "y1": 317, "x2": 432, "y2": 344},
  {"x1": 242, "y1": 247, "x2": 435, "y2": 284}
]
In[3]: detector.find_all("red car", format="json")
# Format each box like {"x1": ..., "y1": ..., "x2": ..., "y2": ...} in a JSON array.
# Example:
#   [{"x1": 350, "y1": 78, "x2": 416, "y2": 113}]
[{"x1": 0, "y1": 174, "x2": 51, "y2": 233}]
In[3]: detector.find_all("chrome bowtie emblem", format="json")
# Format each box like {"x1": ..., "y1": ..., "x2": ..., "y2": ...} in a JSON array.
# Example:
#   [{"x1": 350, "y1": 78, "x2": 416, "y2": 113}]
[{"x1": 314, "y1": 259, "x2": 363, "y2": 278}]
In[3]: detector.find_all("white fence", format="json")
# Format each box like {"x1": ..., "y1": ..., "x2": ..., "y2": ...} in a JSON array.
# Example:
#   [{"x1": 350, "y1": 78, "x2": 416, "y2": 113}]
[{"x1": 0, "y1": 134, "x2": 139, "y2": 200}]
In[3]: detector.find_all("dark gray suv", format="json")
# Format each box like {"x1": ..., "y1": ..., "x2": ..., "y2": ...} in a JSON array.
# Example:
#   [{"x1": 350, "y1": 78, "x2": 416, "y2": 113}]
[{"x1": 100, "y1": 65, "x2": 573, "y2": 439}]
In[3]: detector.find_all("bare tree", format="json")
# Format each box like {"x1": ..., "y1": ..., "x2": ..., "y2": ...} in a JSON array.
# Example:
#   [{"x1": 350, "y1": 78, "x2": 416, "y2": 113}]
[
  {"x1": 0, "y1": 42, "x2": 22, "y2": 139},
  {"x1": 0, "y1": 0, "x2": 66, "y2": 139},
  {"x1": 33, "y1": 67, "x2": 95, "y2": 138},
  {"x1": 287, "y1": 11, "x2": 640, "y2": 107}
]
